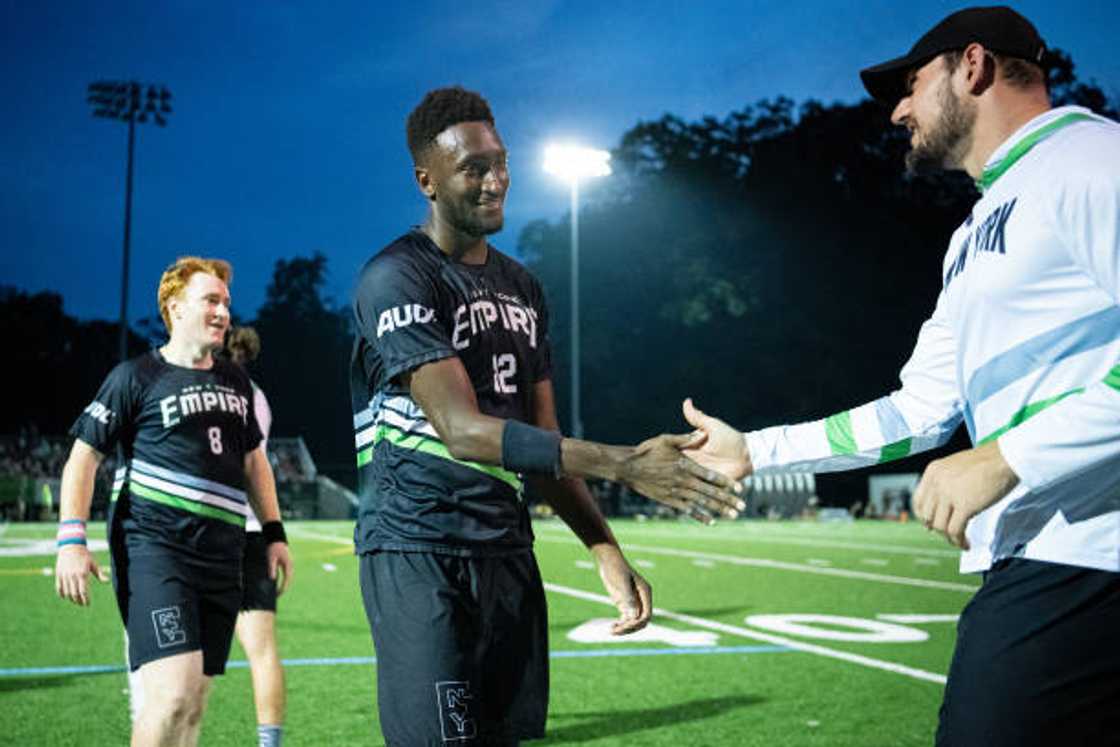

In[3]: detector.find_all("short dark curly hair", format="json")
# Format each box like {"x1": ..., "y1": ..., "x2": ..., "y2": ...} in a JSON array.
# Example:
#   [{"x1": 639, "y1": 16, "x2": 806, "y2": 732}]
[{"x1": 406, "y1": 86, "x2": 495, "y2": 164}]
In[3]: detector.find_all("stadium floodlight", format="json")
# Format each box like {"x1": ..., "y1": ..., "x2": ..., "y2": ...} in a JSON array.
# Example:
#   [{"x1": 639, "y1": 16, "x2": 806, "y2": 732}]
[
  {"x1": 543, "y1": 144, "x2": 612, "y2": 439},
  {"x1": 86, "y1": 81, "x2": 173, "y2": 361}
]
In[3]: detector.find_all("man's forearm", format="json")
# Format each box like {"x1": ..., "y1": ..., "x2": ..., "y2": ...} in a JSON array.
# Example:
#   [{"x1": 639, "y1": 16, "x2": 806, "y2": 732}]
[
  {"x1": 59, "y1": 452, "x2": 99, "y2": 522},
  {"x1": 528, "y1": 475, "x2": 617, "y2": 550},
  {"x1": 559, "y1": 438, "x2": 630, "y2": 483},
  {"x1": 246, "y1": 450, "x2": 282, "y2": 523}
]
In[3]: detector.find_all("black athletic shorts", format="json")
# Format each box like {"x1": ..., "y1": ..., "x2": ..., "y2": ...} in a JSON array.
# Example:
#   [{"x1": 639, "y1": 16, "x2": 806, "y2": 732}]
[
  {"x1": 936, "y1": 558, "x2": 1120, "y2": 746},
  {"x1": 359, "y1": 549, "x2": 549, "y2": 746},
  {"x1": 240, "y1": 531, "x2": 278, "y2": 612},
  {"x1": 111, "y1": 539, "x2": 242, "y2": 677}
]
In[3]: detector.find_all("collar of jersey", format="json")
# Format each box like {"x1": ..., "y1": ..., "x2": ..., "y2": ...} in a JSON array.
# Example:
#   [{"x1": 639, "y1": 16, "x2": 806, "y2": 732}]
[
  {"x1": 976, "y1": 107, "x2": 1095, "y2": 193},
  {"x1": 411, "y1": 227, "x2": 494, "y2": 270}
]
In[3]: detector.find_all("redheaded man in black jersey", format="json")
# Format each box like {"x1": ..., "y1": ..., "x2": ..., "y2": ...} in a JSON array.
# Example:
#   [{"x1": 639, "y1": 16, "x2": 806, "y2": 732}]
[{"x1": 56, "y1": 257, "x2": 293, "y2": 747}]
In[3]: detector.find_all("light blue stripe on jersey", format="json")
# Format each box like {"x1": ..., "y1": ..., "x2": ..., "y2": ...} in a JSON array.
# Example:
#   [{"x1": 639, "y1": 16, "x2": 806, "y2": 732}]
[
  {"x1": 131, "y1": 458, "x2": 246, "y2": 502},
  {"x1": 873, "y1": 397, "x2": 911, "y2": 443},
  {"x1": 965, "y1": 306, "x2": 1120, "y2": 408},
  {"x1": 353, "y1": 408, "x2": 374, "y2": 430}
]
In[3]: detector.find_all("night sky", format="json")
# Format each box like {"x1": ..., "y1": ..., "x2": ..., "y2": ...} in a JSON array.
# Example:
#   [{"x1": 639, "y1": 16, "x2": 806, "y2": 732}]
[{"x1": 4, "y1": 1, "x2": 1117, "y2": 324}]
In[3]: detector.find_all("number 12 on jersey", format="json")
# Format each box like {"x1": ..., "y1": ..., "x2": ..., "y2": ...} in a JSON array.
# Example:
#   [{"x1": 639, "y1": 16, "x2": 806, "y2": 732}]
[{"x1": 492, "y1": 354, "x2": 517, "y2": 394}]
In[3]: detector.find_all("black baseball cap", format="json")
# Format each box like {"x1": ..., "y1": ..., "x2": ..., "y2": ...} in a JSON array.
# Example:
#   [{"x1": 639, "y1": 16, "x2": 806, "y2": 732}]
[{"x1": 860, "y1": 6, "x2": 1048, "y2": 103}]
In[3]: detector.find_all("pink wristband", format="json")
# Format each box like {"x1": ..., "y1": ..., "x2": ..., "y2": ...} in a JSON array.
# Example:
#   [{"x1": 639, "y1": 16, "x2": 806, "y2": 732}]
[{"x1": 57, "y1": 520, "x2": 87, "y2": 548}]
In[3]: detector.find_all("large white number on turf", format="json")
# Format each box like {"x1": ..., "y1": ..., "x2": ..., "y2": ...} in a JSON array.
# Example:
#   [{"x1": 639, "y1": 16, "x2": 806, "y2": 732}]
[
  {"x1": 492, "y1": 353, "x2": 517, "y2": 393},
  {"x1": 208, "y1": 426, "x2": 223, "y2": 455},
  {"x1": 567, "y1": 618, "x2": 720, "y2": 647},
  {"x1": 744, "y1": 614, "x2": 928, "y2": 643}
]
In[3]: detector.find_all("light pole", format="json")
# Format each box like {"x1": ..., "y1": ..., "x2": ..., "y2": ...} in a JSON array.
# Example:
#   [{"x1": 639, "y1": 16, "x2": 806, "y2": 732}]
[
  {"x1": 543, "y1": 145, "x2": 611, "y2": 439},
  {"x1": 87, "y1": 81, "x2": 173, "y2": 361}
]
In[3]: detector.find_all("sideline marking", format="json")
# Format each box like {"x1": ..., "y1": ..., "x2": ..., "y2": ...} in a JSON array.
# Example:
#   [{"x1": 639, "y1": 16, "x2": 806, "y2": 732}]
[
  {"x1": 536, "y1": 536, "x2": 978, "y2": 593},
  {"x1": 545, "y1": 582, "x2": 948, "y2": 685},
  {"x1": 0, "y1": 645, "x2": 790, "y2": 679}
]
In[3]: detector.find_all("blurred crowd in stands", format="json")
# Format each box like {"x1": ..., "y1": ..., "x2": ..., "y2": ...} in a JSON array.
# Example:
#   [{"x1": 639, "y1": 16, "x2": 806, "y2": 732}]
[
  {"x1": 0, "y1": 427, "x2": 67, "y2": 478},
  {"x1": 0, "y1": 430, "x2": 317, "y2": 521},
  {"x1": 268, "y1": 438, "x2": 316, "y2": 483}
]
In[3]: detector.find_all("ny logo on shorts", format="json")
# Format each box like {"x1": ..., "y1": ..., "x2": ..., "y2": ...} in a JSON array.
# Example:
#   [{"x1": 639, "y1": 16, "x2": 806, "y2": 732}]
[
  {"x1": 435, "y1": 680, "x2": 477, "y2": 741},
  {"x1": 151, "y1": 605, "x2": 186, "y2": 649}
]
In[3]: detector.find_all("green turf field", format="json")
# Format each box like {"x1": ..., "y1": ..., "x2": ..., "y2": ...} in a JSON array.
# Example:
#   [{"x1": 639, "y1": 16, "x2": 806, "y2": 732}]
[{"x1": 0, "y1": 518, "x2": 974, "y2": 745}]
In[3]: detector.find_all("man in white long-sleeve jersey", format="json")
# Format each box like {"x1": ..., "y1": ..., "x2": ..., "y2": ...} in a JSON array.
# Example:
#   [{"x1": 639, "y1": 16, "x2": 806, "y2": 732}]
[{"x1": 680, "y1": 7, "x2": 1119, "y2": 746}]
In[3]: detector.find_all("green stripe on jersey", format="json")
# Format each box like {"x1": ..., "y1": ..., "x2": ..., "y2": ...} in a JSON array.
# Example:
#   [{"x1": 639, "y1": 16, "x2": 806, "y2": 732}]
[
  {"x1": 357, "y1": 425, "x2": 522, "y2": 492},
  {"x1": 1104, "y1": 363, "x2": 1120, "y2": 392},
  {"x1": 129, "y1": 482, "x2": 246, "y2": 527},
  {"x1": 357, "y1": 446, "x2": 374, "y2": 468},
  {"x1": 879, "y1": 438, "x2": 912, "y2": 464},
  {"x1": 976, "y1": 112, "x2": 1094, "y2": 192},
  {"x1": 825, "y1": 411, "x2": 857, "y2": 455},
  {"x1": 977, "y1": 387, "x2": 1084, "y2": 446}
]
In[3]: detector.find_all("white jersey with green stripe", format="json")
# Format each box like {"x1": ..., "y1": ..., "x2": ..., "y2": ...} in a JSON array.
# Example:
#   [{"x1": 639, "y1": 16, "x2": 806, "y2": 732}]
[
  {"x1": 746, "y1": 106, "x2": 1120, "y2": 574},
  {"x1": 349, "y1": 230, "x2": 551, "y2": 555},
  {"x1": 71, "y1": 350, "x2": 263, "y2": 561}
]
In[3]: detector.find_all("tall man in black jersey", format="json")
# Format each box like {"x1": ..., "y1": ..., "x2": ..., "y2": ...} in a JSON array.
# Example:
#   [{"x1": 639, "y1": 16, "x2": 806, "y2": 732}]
[
  {"x1": 55, "y1": 257, "x2": 293, "y2": 747},
  {"x1": 350, "y1": 86, "x2": 743, "y2": 745}
]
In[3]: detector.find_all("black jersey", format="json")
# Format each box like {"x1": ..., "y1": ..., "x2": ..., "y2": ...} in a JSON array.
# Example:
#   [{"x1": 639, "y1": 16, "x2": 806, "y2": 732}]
[
  {"x1": 350, "y1": 230, "x2": 552, "y2": 555},
  {"x1": 70, "y1": 350, "x2": 262, "y2": 563}
]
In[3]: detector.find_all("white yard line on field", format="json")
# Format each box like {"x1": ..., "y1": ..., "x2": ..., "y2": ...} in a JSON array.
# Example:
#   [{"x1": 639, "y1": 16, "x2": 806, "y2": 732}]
[
  {"x1": 534, "y1": 523, "x2": 960, "y2": 558},
  {"x1": 534, "y1": 536, "x2": 979, "y2": 593},
  {"x1": 286, "y1": 527, "x2": 354, "y2": 545},
  {"x1": 877, "y1": 614, "x2": 959, "y2": 624},
  {"x1": 288, "y1": 524, "x2": 977, "y2": 593},
  {"x1": 544, "y1": 582, "x2": 948, "y2": 685}
]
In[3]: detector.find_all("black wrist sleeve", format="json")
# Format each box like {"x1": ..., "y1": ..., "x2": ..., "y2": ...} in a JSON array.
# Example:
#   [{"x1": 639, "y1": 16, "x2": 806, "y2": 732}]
[
  {"x1": 501, "y1": 420, "x2": 562, "y2": 478},
  {"x1": 262, "y1": 520, "x2": 287, "y2": 545}
]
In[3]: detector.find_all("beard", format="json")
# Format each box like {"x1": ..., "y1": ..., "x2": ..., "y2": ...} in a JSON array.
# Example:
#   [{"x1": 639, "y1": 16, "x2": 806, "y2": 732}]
[
  {"x1": 445, "y1": 198, "x2": 504, "y2": 238},
  {"x1": 904, "y1": 78, "x2": 977, "y2": 175}
]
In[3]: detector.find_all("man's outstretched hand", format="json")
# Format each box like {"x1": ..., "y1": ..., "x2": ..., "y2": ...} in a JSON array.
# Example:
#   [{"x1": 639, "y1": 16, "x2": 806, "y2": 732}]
[
  {"x1": 681, "y1": 398, "x2": 753, "y2": 481},
  {"x1": 619, "y1": 432, "x2": 745, "y2": 523}
]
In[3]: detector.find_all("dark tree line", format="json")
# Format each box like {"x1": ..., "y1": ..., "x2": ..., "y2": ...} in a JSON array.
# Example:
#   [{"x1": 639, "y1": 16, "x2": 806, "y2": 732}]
[
  {"x1": 2, "y1": 287, "x2": 149, "y2": 437},
  {"x1": 7, "y1": 51, "x2": 1114, "y2": 500},
  {"x1": 250, "y1": 253, "x2": 353, "y2": 482}
]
